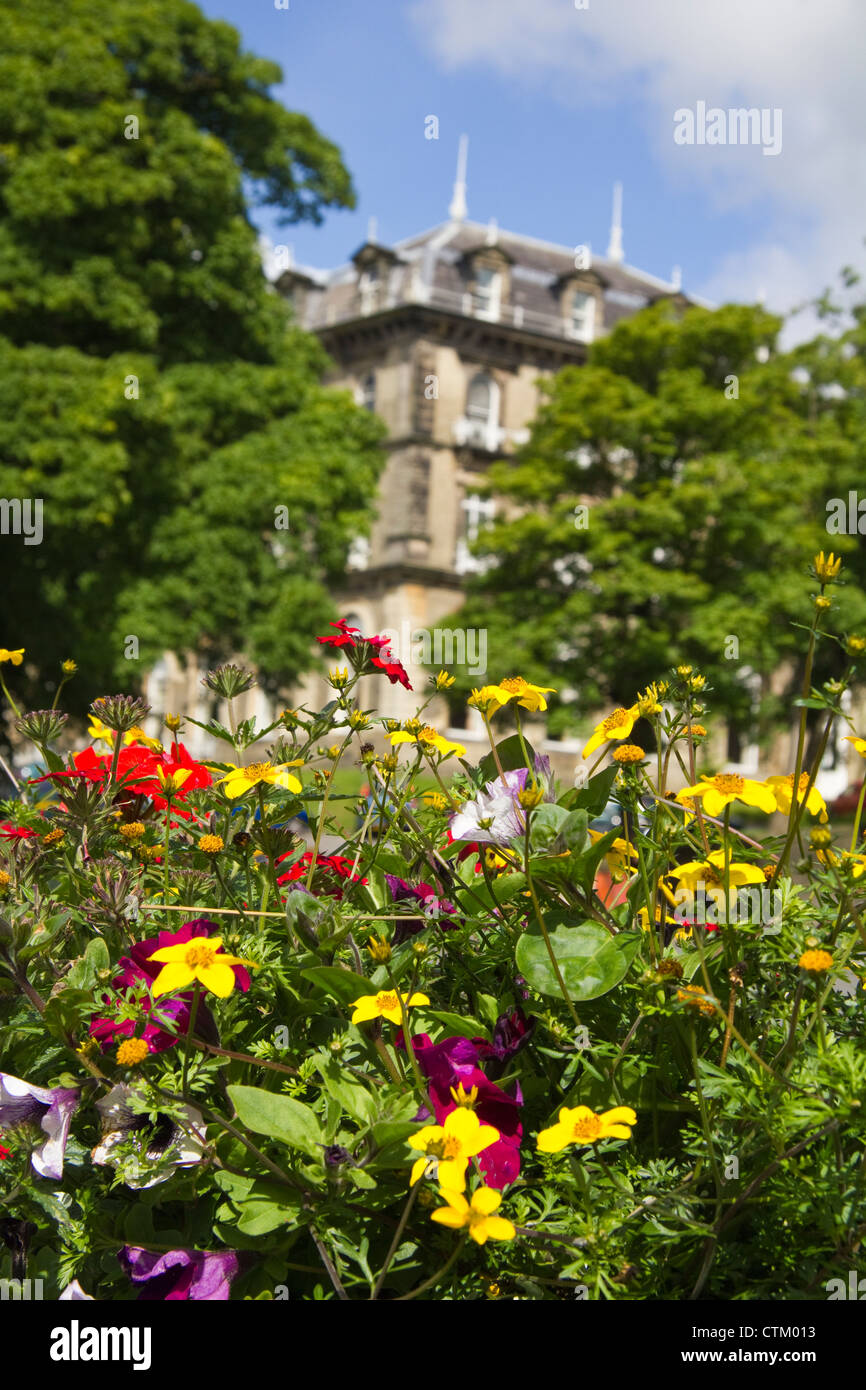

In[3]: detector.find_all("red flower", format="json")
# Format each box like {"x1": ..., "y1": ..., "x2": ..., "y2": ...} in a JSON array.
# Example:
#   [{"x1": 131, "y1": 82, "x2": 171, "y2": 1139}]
[
  {"x1": 315, "y1": 619, "x2": 413, "y2": 690},
  {"x1": 277, "y1": 850, "x2": 367, "y2": 899},
  {"x1": 149, "y1": 743, "x2": 212, "y2": 819},
  {"x1": 0, "y1": 1134, "x2": 10, "y2": 1160},
  {"x1": 0, "y1": 823, "x2": 37, "y2": 840},
  {"x1": 316, "y1": 619, "x2": 362, "y2": 650}
]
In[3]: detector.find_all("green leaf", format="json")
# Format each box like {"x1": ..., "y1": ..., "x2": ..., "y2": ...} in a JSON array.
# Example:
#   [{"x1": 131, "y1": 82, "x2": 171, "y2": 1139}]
[
  {"x1": 563, "y1": 765, "x2": 619, "y2": 819},
  {"x1": 528, "y1": 802, "x2": 571, "y2": 850},
  {"x1": 424, "y1": 1009, "x2": 488, "y2": 1040},
  {"x1": 515, "y1": 917, "x2": 642, "y2": 1001},
  {"x1": 315, "y1": 1055, "x2": 378, "y2": 1126},
  {"x1": 478, "y1": 734, "x2": 535, "y2": 784},
  {"x1": 227, "y1": 1084, "x2": 323, "y2": 1158},
  {"x1": 300, "y1": 965, "x2": 372, "y2": 1005}
]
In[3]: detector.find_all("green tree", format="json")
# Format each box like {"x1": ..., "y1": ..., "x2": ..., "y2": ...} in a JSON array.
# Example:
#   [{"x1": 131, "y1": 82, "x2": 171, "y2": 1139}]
[
  {"x1": 448, "y1": 292, "x2": 866, "y2": 746},
  {"x1": 0, "y1": 0, "x2": 384, "y2": 711}
]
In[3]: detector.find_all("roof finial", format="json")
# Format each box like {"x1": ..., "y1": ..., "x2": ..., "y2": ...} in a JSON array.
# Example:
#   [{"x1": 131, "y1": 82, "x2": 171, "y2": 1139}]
[
  {"x1": 671, "y1": 265, "x2": 682, "y2": 291},
  {"x1": 485, "y1": 217, "x2": 498, "y2": 245},
  {"x1": 449, "y1": 134, "x2": 469, "y2": 222},
  {"x1": 607, "y1": 181, "x2": 624, "y2": 264},
  {"x1": 367, "y1": 215, "x2": 379, "y2": 244}
]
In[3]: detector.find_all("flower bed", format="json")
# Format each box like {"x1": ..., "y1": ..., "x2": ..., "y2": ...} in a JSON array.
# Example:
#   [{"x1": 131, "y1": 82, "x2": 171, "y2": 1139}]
[{"x1": 1, "y1": 565, "x2": 865, "y2": 1301}]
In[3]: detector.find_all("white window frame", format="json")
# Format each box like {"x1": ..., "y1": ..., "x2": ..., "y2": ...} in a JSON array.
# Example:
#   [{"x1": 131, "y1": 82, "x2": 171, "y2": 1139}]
[{"x1": 472, "y1": 266, "x2": 501, "y2": 321}]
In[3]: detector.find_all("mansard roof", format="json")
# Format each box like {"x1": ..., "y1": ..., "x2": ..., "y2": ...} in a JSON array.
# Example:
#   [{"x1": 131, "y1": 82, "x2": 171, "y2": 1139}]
[{"x1": 276, "y1": 219, "x2": 697, "y2": 338}]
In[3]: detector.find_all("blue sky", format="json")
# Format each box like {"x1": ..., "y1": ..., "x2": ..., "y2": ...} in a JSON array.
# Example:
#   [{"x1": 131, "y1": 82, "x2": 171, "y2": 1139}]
[{"x1": 200, "y1": 0, "x2": 866, "y2": 335}]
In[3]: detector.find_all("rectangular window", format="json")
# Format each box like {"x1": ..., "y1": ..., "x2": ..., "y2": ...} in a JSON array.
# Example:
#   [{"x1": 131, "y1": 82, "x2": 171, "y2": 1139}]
[
  {"x1": 571, "y1": 291, "x2": 596, "y2": 342},
  {"x1": 473, "y1": 267, "x2": 501, "y2": 320}
]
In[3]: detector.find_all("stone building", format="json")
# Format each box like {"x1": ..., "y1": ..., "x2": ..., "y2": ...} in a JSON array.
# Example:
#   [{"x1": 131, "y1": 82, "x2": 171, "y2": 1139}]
[{"x1": 142, "y1": 144, "x2": 858, "y2": 799}]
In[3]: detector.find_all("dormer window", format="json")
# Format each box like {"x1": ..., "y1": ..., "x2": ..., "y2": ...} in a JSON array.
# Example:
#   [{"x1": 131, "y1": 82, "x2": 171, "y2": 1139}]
[
  {"x1": 570, "y1": 291, "x2": 596, "y2": 343},
  {"x1": 359, "y1": 267, "x2": 380, "y2": 315},
  {"x1": 472, "y1": 266, "x2": 501, "y2": 320}
]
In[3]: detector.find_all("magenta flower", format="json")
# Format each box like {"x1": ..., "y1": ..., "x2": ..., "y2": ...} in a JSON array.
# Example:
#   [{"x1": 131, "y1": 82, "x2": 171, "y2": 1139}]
[
  {"x1": 385, "y1": 875, "x2": 458, "y2": 945},
  {"x1": 406, "y1": 1034, "x2": 523, "y2": 1189},
  {"x1": 0, "y1": 1073, "x2": 79, "y2": 1179},
  {"x1": 119, "y1": 1246, "x2": 240, "y2": 1301},
  {"x1": 90, "y1": 919, "x2": 250, "y2": 1055}
]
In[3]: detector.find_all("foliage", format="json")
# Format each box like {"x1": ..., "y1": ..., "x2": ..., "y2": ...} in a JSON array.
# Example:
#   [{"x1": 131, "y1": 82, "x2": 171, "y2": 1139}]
[
  {"x1": 446, "y1": 285, "x2": 866, "y2": 742},
  {"x1": 1, "y1": 579, "x2": 865, "y2": 1302},
  {"x1": 0, "y1": 0, "x2": 384, "y2": 710}
]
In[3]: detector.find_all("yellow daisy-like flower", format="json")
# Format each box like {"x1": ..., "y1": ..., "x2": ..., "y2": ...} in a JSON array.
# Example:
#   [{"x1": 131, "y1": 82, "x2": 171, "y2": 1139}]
[
  {"x1": 0, "y1": 648, "x2": 24, "y2": 666},
  {"x1": 88, "y1": 716, "x2": 163, "y2": 751},
  {"x1": 669, "y1": 850, "x2": 765, "y2": 906},
  {"x1": 434, "y1": 670, "x2": 455, "y2": 690},
  {"x1": 814, "y1": 550, "x2": 842, "y2": 583},
  {"x1": 350, "y1": 989, "x2": 430, "y2": 1026},
  {"x1": 198, "y1": 834, "x2": 224, "y2": 854},
  {"x1": 538, "y1": 1105, "x2": 636, "y2": 1153},
  {"x1": 218, "y1": 761, "x2": 302, "y2": 799},
  {"x1": 844, "y1": 735, "x2": 866, "y2": 759},
  {"x1": 429, "y1": 1187, "x2": 516, "y2": 1245},
  {"x1": 636, "y1": 683, "x2": 663, "y2": 717},
  {"x1": 409, "y1": 1108, "x2": 500, "y2": 1192},
  {"x1": 389, "y1": 725, "x2": 466, "y2": 760},
  {"x1": 799, "y1": 948, "x2": 833, "y2": 974},
  {"x1": 147, "y1": 937, "x2": 251, "y2": 999},
  {"x1": 588, "y1": 828, "x2": 638, "y2": 881},
  {"x1": 480, "y1": 676, "x2": 557, "y2": 714},
  {"x1": 765, "y1": 772, "x2": 828, "y2": 823},
  {"x1": 676, "y1": 773, "x2": 776, "y2": 817},
  {"x1": 582, "y1": 705, "x2": 640, "y2": 760}
]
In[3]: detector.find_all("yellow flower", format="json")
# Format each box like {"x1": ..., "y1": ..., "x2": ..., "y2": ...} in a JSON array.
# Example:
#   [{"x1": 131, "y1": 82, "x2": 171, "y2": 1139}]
[
  {"x1": 116, "y1": 1038, "x2": 150, "y2": 1065},
  {"x1": 147, "y1": 937, "x2": 251, "y2": 999},
  {"x1": 366, "y1": 934, "x2": 392, "y2": 964},
  {"x1": 480, "y1": 676, "x2": 556, "y2": 714},
  {"x1": 613, "y1": 743, "x2": 644, "y2": 764},
  {"x1": 156, "y1": 765, "x2": 192, "y2": 796},
  {"x1": 219, "y1": 761, "x2": 302, "y2": 798},
  {"x1": 814, "y1": 551, "x2": 842, "y2": 583},
  {"x1": 61, "y1": 659, "x2": 77, "y2": 675},
  {"x1": 88, "y1": 716, "x2": 162, "y2": 751},
  {"x1": 0, "y1": 648, "x2": 24, "y2": 666},
  {"x1": 844, "y1": 735, "x2": 866, "y2": 759},
  {"x1": 669, "y1": 850, "x2": 765, "y2": 907},
  {"x1": 677, "y1": 984, "x2": 717, "y2": 1016},
  {"x1": 350, "y1": 989, "x2": 429, "y2": 1026},
  {"x1": 676, "y1": 773, "x2": 775, "y2": 817},
  {"x1": 198, "y1": 834, "x2": 224, "y2": 854},
  {"x1": 537, "y1": 1105, "x2": 636, "y2": 1153},
  {"x1": 799, "y1": 948, "x2": 833, "y2": 973},
  {"x1": 424, "y1": 792, "x2": 448, "y2": 812},
  {"x1": 582, "y1": 705, "x2": 640, "y2": 759},
  {"x1": 588, "y1": 828, "x2": 638, "y2": 880},
  {"x1": 434, "y1": 670, "x2": 455, "y2": 690},
  {"x1": 468, "y1": 687, "x2": 499, "y2": 716},
  {"x1": 636, "y1": 683, "x2": 663, "y2": 717},
  {"x1": 119, "y1": 821, "x2": 146, "y2": 841},
  {"x1": 765, "y1": 773, "x2": 828, "y2": 822},
  {"x1": 389, "y1": 725, "x2": 466, "y2": 759},
  {"x1": 409, "y1": 1108, "x2": 500, "y2": 1191},
  {"x1": 429, "y1": 1187, "x2": 516, "y2": 1245}
]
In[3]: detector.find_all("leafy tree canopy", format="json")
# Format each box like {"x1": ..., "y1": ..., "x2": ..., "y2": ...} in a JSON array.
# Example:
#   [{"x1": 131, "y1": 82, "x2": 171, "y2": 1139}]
[
  {"x1": 449, "y1": 287, "x2": 866, "y2": 743},
  {"x1": 0, "y1": 0, "x2": 384, "y2": 712}
]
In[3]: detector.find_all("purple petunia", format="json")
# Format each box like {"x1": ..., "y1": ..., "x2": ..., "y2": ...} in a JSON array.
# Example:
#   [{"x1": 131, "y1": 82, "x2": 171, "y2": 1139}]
[
  {"x1": 119, "y1": 1246, "x2": 240, "y2": 1301},
  {"x1": 0, "y1": 1073, "x2": 80, "y2": 1179}
]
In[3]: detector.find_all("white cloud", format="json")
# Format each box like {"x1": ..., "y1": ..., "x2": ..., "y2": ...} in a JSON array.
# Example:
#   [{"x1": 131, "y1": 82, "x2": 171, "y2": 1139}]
[{"x1": 408, "y1": 0, "x2": 866, "y2": 337}]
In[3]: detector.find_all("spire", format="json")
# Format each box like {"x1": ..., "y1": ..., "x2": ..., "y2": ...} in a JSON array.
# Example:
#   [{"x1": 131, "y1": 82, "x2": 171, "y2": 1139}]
[
  {"x1": 367, "y1": 215, "x2": 379, "y2": 244},
  {"x1": 671, "y1": 265, "x2": 682, "y2": 291},
  {"x1": 607, "y1": 181, "x2": 624, "y2": 264},
  {"x1": 449, "y1": 134, "x2": 469, "y2": 222}
]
